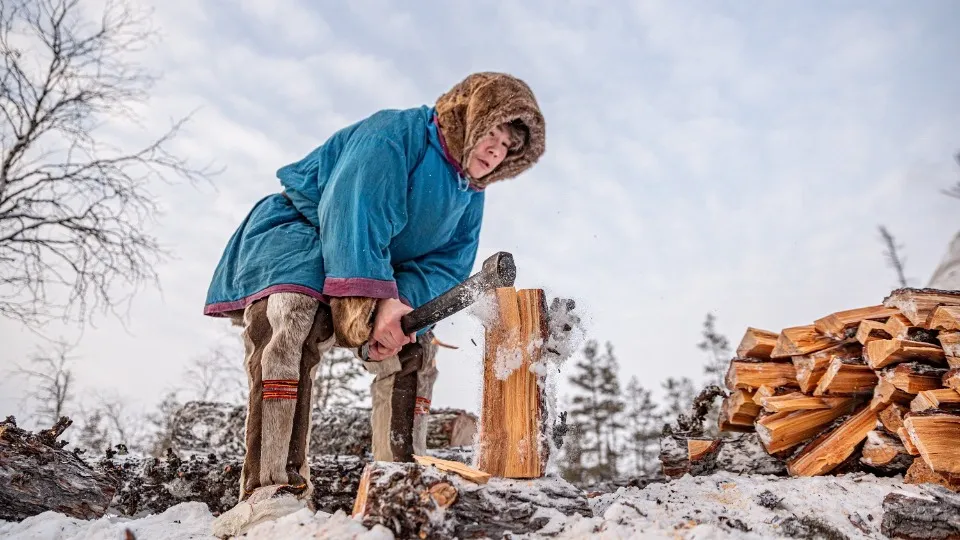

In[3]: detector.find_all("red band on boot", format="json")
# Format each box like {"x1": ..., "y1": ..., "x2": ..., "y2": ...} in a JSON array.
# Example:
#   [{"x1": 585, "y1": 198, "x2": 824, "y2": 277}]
[
  {"x1": 263, "y1": 379, "x2": 299, "y2": 400},
  {"x1": 415, "y1": 396, "x2": 431, "y2": 415}
]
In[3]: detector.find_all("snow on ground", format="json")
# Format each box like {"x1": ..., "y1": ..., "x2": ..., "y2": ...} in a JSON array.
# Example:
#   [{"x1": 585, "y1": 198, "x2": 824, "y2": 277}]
[{"x1": 0, "y1": 472, "x2": 924, "y2": 539}]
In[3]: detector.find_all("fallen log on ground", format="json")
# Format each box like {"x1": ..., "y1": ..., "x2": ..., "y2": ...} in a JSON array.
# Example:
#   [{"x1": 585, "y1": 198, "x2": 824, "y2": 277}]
[
  {"x1": 881, "y1": 484, "x2": 960, "y2": 540},
  {"x1": 0, "y1": 416, "x2": 119, "y2": 521},
  {"x1": 353, "y1": 461, "x2": 591, "y2": 539}
]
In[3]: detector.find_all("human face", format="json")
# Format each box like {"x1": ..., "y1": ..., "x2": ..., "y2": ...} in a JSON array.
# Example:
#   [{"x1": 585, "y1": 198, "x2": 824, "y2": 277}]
[{"x1": 465, "y1": 125, "x2": 512, "y2": 179}]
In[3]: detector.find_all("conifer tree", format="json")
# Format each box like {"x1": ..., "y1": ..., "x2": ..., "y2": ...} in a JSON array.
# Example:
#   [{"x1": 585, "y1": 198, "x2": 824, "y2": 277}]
[
  {"x1": 661, "y1": 376, "x2": 696, "y2": 425},
  {"x1": 623, "y1": 376, "x2": 661, "y2": 475},
  {"x1": 698, "y1": 313, "x2": 731, "y2": 388}
]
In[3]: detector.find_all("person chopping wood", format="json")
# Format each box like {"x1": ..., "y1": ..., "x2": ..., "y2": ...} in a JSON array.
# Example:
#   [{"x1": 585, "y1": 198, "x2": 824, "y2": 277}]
[{"x1": 202, "y1": 72, "x2": 546, "y2": 537}]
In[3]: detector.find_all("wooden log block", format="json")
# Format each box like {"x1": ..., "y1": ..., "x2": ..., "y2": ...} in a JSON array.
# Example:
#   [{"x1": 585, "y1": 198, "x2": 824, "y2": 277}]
[
  {"x1": 864, "y1": 338, "x2": 946, "y2": 370},
  {"x1": 770, "y1": 325, "x2": 838, "y2": 358},
  {"x1": 904, "y1": 412, "x2": 960, "y2": 473},
  {"x1": 0, "y1": 417, "x2": 119, "y2": 521},
  {"x1": 928, "y1": 305, "x2": 960, "y2": 332},
  {"x1": 871, "y1": 379, "x2": 915, "y2": 411},
  {"x1": 786, "y1": 405, "x2": 878, "y2": 476},
  {"x1": 886, "y1": 313, "x2": 921, "y2": 340},
  {"x1": 945, "y1": 369, "x2": 960, "y2": 391},
  {"x1": 881, "y1": 484, "x2": 960, "y2": 539},
  {"x1": 754, "y1": 399, "x2": 859, "y2": 454},
  {"x1": 758, "y1": 392, "x2": 849, "y2": 413},
  {"x1": 939, "y1": 331, "x2": 960, "y2": 367},
  {"x1": 860, "y1": 430, "x2": 912, "y2": 474},
  {"x1": 882, "y1": 362, "x2": 949, "y2": 395},
  {"x1": 659, "y1": 432, "x2": 786, "y2": 478},
  {"x1": 477, "y1": 288, "x2": 549, "y2": 479},
  {"x1": 352, "y1": 461, "x2": 591, "y2": 539},
  {"x1": 725, "y1": 361, "x2": 799, "y2": 391},
  {"x1": 882, "y1": 288, "x2": 960, "y2": 327},
  {"x1": 736, "y1": 327, "x2": 779, "y2": 359},
  {"x1": 904, "y1": 457, "x2": 960, "y2": 492},
  {"x1": 792, "y1": 342, "x2": 862, "y2": 394},
  {"x1": 814, "y1": 305, "x2": 899, "y2": 340},
  {"x1": 911, "y1": 389, "x2": 960, "y2": 412},
  {"x1": 879, "y1": 403, "x2": 908, "y2": 434},
  {"x1": 720, "y1": 389, "x2": 760, "y2": 429},
  {"x1": 855, "y1": 320, "x2": 892, "y2": 345},
  {"x1": 813, "y1": 358, "x2": 878, "y2": 396}
]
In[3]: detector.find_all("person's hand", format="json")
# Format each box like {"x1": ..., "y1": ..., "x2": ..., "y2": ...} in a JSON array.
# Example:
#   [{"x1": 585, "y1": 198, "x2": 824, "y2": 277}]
[{"x1": 367, "y1": 298, "x2": 415, "y2": 361}]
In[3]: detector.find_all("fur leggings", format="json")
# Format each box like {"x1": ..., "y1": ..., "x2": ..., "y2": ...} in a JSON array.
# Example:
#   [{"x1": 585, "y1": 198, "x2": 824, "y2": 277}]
[{"x1": 237, "y1": 292, "x2": 437, "y2": 501}]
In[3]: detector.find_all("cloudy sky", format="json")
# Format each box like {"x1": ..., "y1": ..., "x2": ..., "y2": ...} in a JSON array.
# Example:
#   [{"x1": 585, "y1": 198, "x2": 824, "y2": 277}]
[{"x1": 2, "y1": 0, "x2": 959, "y2": 426}]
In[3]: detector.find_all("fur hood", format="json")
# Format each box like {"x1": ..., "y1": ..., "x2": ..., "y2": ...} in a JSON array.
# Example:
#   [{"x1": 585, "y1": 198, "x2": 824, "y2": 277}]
[{"x1": 435, "y1": 72, "x2": 546, "y2": 188}]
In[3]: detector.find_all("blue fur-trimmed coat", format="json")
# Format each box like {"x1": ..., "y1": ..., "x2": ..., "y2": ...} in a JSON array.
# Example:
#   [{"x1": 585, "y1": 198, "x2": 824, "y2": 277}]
[{"x1": 204, "y1": 106, "x2": 484, "y2": 317}]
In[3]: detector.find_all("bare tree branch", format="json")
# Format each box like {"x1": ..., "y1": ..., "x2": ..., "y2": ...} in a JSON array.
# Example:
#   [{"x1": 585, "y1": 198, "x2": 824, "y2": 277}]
[
  {"x1": 0, "y1": 0, "x2": 217, "y2": 328},
  {"x1": 878, "y1": 225, "x2": 908, "y2": 288},
  {"x1": 9, "y1": 338, "x2": 76, "y2": 426},
  {"x1": 944, "y1": 151, "x2": 960, "y2": 200}
]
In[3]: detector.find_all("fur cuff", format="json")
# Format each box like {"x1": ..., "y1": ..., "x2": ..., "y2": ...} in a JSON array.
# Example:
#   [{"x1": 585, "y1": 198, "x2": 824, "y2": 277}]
[{"x1": 330, "y1": 296, "x2": 377, "y2": 347}]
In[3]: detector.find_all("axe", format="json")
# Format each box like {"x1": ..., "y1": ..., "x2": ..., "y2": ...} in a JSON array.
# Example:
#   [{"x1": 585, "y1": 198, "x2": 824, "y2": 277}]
[{"x1": 360, "y1": 251, "x2": 516, "y2": 358}]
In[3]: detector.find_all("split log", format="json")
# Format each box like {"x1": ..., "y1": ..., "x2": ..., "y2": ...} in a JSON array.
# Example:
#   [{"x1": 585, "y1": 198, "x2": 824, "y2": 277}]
[
  {"x1": 0, "y1": 416, "x2": 119, "y2": 521},
  {"x1": 904, "y1": 457, "x2": 960, "y2": 492},
  {"x1": 928, "y1": 305, "x2": 960, "y2": 332},
  {"x1": 770, "y1": 325, "x2": 838, "y2": 358},
  {"x1": 883, "y1": 362, "x2": 949, "y2": 394},
  {"x1": 719, "y1": 389, "x2": 759, "y2": 429},
  {"x1": 813, "y1": 358, "x2": 877, "y2": 396},
  {"x1": 814, "y1": 305, "x2": 899, "y2": 340},
  {"x1": 898, "y1": 426, "x2": 922, "y2": 456},
  {"x1": 758, "y1": 392, "x2": 849, "y2": 413},
  {"x1": 864, "y1": 338, "x2": 946, "y2": 370},
  {"x1": 168, "y1": 402, "x2": 478, "y2": 458},
  {"x1": 879, "y1": 403, "x2": 908, "y2": 434},
  {"x1": 786, "y1": 405, "x2": 878, "y2": 476},
  {"x1": 883, "y1": 287, "x2": 960, "y2": 327},
  {"x1": 904, "y1": 412, "x2": 960, "y2": 473},
  {"x1": 751, "y1": 385, "x2": 779, "y2": 405},
  {"x1": 659, "y1": 432, "x2": 786, "y2": 479},
  {"x1": 412, "y1": 455, "x2": 490, "y2": 484},
  {"x1": 735, "y1": 327, "x2": 779, "y2": 359},
  {"x1": 939, "y1": 331, "x2": 960, "y2": 366},
  {"x1": 725, "y1": 360, "x2": 799, "y2": 391},
  {"x1": 856, "y1": 319, "x2": 893, "y2": 345},
  {"x1": 911, "y1": 390, "x2": 960, "y2": 412},
  {"x1": 860, "y1": 430, "x2": 912, "y2": 474},
  {"x1": 792, "y1": 343, "x2": 862, "y2": 394},
  {"x1": 754, "y1": 398, "x2": 858, "y2": 454},
  {"x1": 871, "y1": 379, "x2": 915, "y2": 410},
  {"x1": 881, "y1": 484, "x2": 960, "y2": 539},
  {"x1": 886, "y1": 313, "x2": 923, "y2": 340},
  {"x1": 477, "y1": 288, "x2": 549, "y2": 478},
  {"x1": 945, "y1": 369, "x2": 960, "y2": 391},
  {"x1": 352, "y1": 461, "x2": 591, "y2": 539}
]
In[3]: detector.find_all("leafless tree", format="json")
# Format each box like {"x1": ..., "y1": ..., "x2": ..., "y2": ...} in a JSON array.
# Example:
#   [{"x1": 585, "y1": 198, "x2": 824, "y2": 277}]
[
  {"x1": 312, "y1": 347, "x2": 368, "y2": 411},
  {"x1": 75, "y1": 391, "x2": 144, "y2": 453},
  {"x1": 878, "y1": 226, "x2": 908, "y2": 288},
  {"x1": 183, "y1": 347, "x2": 245, "y2": 404},
  {"x1": 11, "y1": 339, "x2": 76, "y2": 425},
  {"x1": 0, "y1": 0, "x2": 214, "y2": 327}
]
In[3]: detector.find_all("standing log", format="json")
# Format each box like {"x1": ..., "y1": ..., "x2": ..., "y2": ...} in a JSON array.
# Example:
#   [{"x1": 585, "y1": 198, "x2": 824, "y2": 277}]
[
  {"x1": 0, "y1": 417, "x2": 118, "y2": 521},
  {"x1": 881, "y1": 484, "x2": 960, "y2": 540},
  {"x1": 770, "y1": 325, "x2": 838, "y2": 358},
  {"x1": 659, "y1": 432, "x2": 786, "y2": 478},
  {"x1": 883, "y1": 288, "x2": 960, "y2": 327},
  {"x1": 353, "y1": 461, "x2": 591, "y2": 539},
  {"x1": 786, "y1": 405, "x2": 878, "y2": 476},
  {"x1": 814, "y1": 305, "x2": 899, "y2": 340},
  {"x1": 865, "y1": 339, "x2": 946, "y2": 370},
  {"x1": 736, "y1": 327, "x2": 779, "y2": 359},
  {"x1": 477, "y1": 288, "x2": 549, "y2": 478},
  {"x1": 904, "y1": 412, "x2": 960, "y2": 473}
]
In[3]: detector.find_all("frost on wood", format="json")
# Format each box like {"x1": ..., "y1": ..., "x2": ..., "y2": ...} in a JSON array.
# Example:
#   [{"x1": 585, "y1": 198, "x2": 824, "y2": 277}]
[
  {"x1": 660, "y1": 432, "x2": 786, "y2": 479},
  {"x1": 882, "y1": 484, "x2": 960, "y2": 540}
]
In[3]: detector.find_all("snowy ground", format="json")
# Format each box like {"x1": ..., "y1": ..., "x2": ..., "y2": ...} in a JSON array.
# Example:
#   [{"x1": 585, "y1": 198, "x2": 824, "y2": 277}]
[{"x1": 0, "y1": 472, "x2": 922, "y2": 539}]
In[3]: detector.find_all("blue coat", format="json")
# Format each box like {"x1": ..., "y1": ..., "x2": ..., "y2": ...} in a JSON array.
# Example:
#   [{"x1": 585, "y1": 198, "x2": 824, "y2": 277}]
[{"x1": 204, "y1": 106, "x2": 484, "y2": 320}]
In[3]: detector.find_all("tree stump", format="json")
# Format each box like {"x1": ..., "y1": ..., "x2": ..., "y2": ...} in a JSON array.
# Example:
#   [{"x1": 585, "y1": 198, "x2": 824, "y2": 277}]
[
  {"x1": 353, "y1": 461, "x2": 590, "y2": 539},
  {"x1": 477, "y1": 288, "x2": 550, "y2": 478},
  {"x1": 0, "y1": 416, "x2": 118, "y2": 521}
]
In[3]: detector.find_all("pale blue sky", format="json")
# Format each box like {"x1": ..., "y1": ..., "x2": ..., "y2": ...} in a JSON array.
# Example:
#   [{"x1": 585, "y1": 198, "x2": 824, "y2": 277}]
[{"x1": 2, "y1": 0, "x2": 958, "y2": 425}]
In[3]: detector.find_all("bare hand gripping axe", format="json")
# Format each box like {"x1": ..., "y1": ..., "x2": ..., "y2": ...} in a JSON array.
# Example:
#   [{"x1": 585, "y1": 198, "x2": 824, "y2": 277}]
[{"x1": 360, "y1": 252, "x2": 516, "y2": 359}]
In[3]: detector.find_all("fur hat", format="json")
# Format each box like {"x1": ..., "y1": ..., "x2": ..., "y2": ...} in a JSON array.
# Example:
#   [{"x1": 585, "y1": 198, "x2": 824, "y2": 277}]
[{"x1": 435, "y1": 72, "x2": 546, "y2": 188}]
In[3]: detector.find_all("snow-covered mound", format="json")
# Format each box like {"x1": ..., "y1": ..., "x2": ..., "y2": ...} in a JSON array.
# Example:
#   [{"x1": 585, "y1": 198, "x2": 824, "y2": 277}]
[{"x1": 0, "y1": 472, "x2": 926, "y2": 539}]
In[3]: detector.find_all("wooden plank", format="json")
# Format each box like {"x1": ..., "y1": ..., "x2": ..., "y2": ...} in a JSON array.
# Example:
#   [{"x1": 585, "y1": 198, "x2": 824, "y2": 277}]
[
  {"x1": 904, "y1": 412, "x2": 960, "y2": 474},
  {"x1": 814, "y1": 305, "x2": 899, "y2": 340},
  {"x1": 812, "y1": 358, "x2": 878, "y2": 396},
  {"x1": 736, "y1": 327, "x2": 779, "y2": 359},
  {"x1": 883, "y1": 288, "x2": 960, "y2": 327},
  {"x1": 413, "y1": 455, "x2": 491, "y2": 484},
  {"x1": 787, "y1": 405, "x2": 878, "y2": 476},
  {"x1": 770, "y1": 325, "x2": 838, "y2": 358},
  {"x1": 910, "y1": 389, "x2": 960, "y2": 412},
  {"x1": 864, "y1": 338, "x2": 945, "y2": 370},
  {"x1": 476, "y1": 288, "x2": 548, "y2": 479},
  {"x1": 928, "y1": 305, "x2": 960, "y2": 332},
  {"x1": 725, "y1": 361, "x2": 799, "y2": 391}
]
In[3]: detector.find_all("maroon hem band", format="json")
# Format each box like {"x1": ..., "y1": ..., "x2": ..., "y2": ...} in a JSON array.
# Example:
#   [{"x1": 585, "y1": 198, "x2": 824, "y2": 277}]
[
  {"x1": 323, "y1": 277, "x2": 398, "y2": 299},
  {"x1": 203, "y1": 284, "x2": 328, "y2": 317}
]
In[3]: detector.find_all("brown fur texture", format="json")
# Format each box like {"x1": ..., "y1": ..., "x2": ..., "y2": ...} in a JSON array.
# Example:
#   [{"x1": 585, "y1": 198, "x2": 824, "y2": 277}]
[
  {"x1": 435, "y1": 72, "x2": 546, "y2": 188},
  {"x1": 330, "y1": 296, "x2": 377, "y2": 347}
]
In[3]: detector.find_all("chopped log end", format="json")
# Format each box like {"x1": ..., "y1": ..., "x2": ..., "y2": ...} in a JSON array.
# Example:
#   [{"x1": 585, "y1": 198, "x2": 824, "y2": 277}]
[
  {"x1": 865, "y1": 338, "x2": 946, "y2": 370},
  {"x1": 878, "y1": 403, "x2": 908, "y2": 434},
  {"x1": 770, "y1": 326, "x2": 837, "y2": 358},
  {"x1": 939, "y1": 331, "x2": 960, "y2": 359},
  {"x1": 813, "y1": 358, "x2": 877, "y2": 397},
  {"x1": 928, "y1": 305, "x2": 960, "y2": 332},
  {"x1": 871, "y1": 380, "x2": 914, "y2": 411},
  {"x1": 855, "y1": 320, "x2": 893, "y2": 345},
  {"x1": 687, "y1": 439, "x2": 721, "y2": 462},
  {"x1": 883, "y1": 362, "x2": 949, "y2": 394},
  {"x1": 903, "y1": 412, "x2": 960, "y2": 474},
  {"x1": 903, "y1": 457, "x2": 960, "y2": 492},
  {"x1": 910, "y1": 389, "x2": 960, "y2": 413},
  {"x1": 736, "y1": 327, "x2": 779, "y2": 359},
  {"x1": 860, "y1": 430, "x2": 912, "y2": 475},
  {"x1": 945, "y1": 369, "x2": 960, "y2": 391}
]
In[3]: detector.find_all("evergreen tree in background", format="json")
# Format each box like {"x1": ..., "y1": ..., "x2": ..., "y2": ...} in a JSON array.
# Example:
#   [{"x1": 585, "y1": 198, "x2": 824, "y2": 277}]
[
  {"x1": 698, "y1": 313, "x2": 731, "y2": 388},
  {"x1": 597, "y1": 342, "x2": 625, "y2": 476},
  {"x1": 661, "y1": 376, "x2": 696, "y2": 425},
  {"x1": 623, "y1": 376, "x2": 661, "y2": 476}
]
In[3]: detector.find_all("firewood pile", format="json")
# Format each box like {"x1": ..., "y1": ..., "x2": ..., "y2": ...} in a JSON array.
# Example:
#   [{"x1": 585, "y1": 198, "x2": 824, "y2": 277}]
[{"x1": 717, "y1": 288, "x2": 960, "y2": 488}]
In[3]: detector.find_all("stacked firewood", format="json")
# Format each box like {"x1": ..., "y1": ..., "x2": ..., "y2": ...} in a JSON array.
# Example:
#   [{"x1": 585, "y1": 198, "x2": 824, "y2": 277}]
[{"x1": 719, "y1": 288, "x2": 960, "y2": 488}]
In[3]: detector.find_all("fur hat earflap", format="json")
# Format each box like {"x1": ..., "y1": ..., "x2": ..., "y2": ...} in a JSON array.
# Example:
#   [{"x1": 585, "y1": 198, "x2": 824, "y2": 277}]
[{"x1": 435, "y1": 72, "x2": 546, "y2": 188}]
